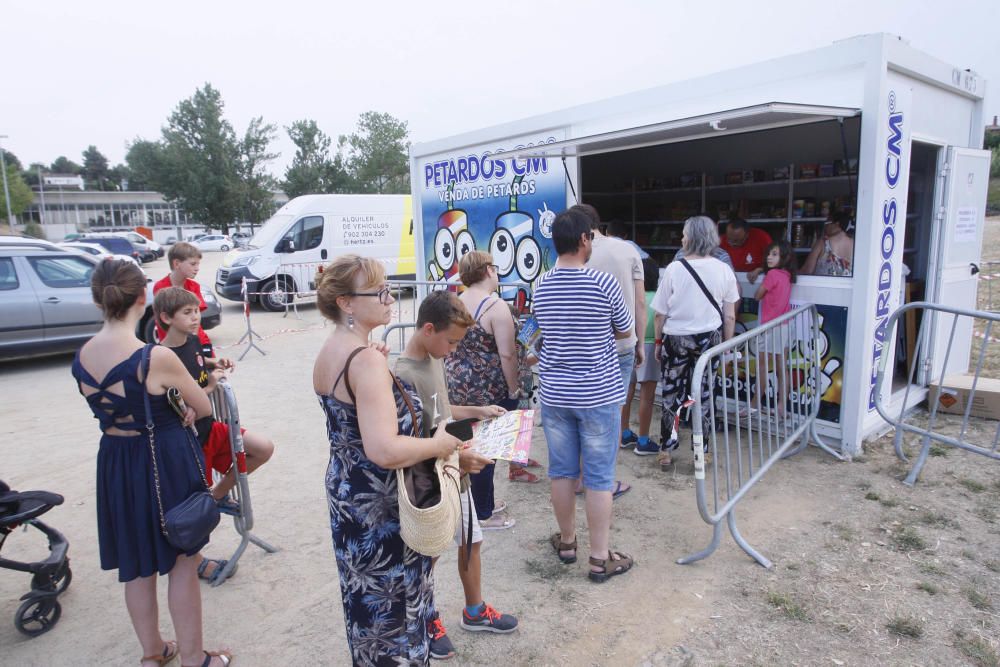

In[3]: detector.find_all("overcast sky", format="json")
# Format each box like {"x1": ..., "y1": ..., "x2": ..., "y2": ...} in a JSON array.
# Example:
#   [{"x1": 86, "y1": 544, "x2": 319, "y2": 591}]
[{"x1": 4, "y1": 0, "x2": 998, "y2": 177}]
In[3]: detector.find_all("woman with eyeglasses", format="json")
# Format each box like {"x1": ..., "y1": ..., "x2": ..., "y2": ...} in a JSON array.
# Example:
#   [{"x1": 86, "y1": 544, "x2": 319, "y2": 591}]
[
  {"x1": 445, "y1": 251, "x2": 542, "y2": 531},
  {"x1": 312, "y1": 254, "x2": 463, "y2": 665}
]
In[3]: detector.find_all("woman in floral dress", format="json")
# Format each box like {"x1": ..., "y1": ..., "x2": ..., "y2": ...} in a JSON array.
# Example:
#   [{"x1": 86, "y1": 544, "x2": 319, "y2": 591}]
[{"x1": 313, "y1": 255, "x2": 462, "y2": 666}]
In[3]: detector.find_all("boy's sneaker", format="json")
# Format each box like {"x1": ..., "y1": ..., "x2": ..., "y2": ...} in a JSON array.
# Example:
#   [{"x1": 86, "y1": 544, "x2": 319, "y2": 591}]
[
  {"x1": 428, "y1": 612, "x2": 456, "y2": 660},
  {"x1": 460, "y1": 602, "x2": 518, "y2": 634},
  {"x1": 620, "y1": 429, "x2": 638, "y2": 449},
  {"x1": 633, "y1": 437, "x2": 660, "y2": 456}
]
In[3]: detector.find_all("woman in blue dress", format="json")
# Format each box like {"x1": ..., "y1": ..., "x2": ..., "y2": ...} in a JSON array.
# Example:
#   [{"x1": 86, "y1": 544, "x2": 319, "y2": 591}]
[
  {"x1": 71, "y1": 259, "x2": 232, "y2": 667},
  {"x1": 313, "y1": 255, "x2": 462, "y2": 666}
]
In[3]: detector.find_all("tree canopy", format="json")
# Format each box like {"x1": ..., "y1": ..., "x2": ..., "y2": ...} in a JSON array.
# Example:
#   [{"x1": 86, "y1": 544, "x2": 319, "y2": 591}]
[
  {"x1": 82, "y1": 145, "x2": 111, "y2": 190},
  {"x1": 343, "y1": 111, "x2": 410, "y2": 194},
  {"x1": 1, "y1": 165, "x2": 34, "y2": 225}
]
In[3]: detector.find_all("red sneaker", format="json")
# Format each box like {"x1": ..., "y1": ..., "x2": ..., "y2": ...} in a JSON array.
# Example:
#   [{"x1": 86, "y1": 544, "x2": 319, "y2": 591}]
[{"x1": 508, "y1": 467, "x2": 540, "y2": 483}]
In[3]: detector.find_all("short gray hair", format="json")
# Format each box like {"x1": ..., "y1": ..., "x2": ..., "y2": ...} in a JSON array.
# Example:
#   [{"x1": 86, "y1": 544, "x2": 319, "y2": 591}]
[{"x1": 682, "y1": 216, "x2": 720, "y2": 257}]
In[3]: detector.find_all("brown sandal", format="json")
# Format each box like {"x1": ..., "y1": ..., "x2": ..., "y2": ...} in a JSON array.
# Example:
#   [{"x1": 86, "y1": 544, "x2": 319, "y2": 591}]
[
  {"x1": 588, "y1": 550, "x2": 634, "y2": 582},
  {"x1": 550, "y1": 532, "x2": 577, "y2": 564},
  {"x1": 141, "y1": 641, "x2": 178, "y2": 665}
]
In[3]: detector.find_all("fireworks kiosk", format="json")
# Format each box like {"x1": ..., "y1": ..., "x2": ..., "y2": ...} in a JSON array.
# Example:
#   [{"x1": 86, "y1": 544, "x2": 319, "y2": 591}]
[{"x1": 409, "y1": 33, "x2": 990, "y2": 456}]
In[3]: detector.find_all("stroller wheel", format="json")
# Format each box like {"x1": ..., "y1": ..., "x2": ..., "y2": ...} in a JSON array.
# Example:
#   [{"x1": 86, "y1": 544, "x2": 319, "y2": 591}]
[
  {"x1": 31, "y1": 560, "x2": 72, "y2": 595},
  {"x1": 15, "y1": 596, "x2": 61, "y2": 637}
]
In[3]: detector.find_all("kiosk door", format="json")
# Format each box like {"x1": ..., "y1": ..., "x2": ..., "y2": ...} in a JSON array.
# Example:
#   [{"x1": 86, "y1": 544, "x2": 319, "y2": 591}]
[{"x1": 928, "y1": 147, "x2": 990, "y2": 380}]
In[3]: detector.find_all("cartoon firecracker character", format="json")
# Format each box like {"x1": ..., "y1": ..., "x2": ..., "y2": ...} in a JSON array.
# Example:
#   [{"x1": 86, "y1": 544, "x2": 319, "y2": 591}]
[
  {"x1": 488, "y1": 175, "x2": 546, "y2": 314},
  {"x1": 428, "y1": 182, "x2": 476, "y2": 284}
]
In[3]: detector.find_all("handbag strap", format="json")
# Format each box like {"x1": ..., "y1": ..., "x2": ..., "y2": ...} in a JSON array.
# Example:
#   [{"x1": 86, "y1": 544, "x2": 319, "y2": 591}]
[
  {"x1": 678, "y1": 258, "x2": 724, "y2": 322},
  {"x1": 142, "y1": 344, "x2": 212, "y2": 539},
  {"x1": 390, "y1": 371, "x2": 421, "y2": 437}
]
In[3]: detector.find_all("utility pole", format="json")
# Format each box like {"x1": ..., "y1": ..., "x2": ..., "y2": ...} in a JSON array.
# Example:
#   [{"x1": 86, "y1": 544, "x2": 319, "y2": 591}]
[{"x1": 0, "y1": 135, "x2": 13, "y2": 231}]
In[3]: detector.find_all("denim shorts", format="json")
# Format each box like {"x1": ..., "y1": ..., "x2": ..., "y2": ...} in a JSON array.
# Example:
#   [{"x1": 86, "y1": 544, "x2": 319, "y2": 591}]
[
  {"x1": 541, "y1": 402, "x2": 621, "y2": 491},
  {"x1": 617, "y1": 350, "x2": 635, "y2": 403}
]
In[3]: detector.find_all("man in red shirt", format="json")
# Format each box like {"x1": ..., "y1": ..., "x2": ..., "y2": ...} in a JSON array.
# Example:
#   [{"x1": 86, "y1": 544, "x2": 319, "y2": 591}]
[
  {"x1": 719, "y1": 218, "x2": 772, "y2": 272},
  {"x1": 153, "y1": 242, "x2": 214, "y2": 356}
]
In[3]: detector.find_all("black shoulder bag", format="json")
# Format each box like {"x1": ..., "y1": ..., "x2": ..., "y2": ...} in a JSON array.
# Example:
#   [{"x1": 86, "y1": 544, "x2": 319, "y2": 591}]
[
  {"x1": 678, "y1": 258, "x2": 724, "y2": 328},
  {"x1": 142, "y1": 344, "x2": 220, "y2": 552}
]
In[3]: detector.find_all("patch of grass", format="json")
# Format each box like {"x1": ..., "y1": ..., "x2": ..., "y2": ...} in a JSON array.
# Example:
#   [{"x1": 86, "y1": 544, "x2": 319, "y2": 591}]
[
  {"x1": 919, "y1": 511, "x2": 959, "y2": 529},
  {"x1": 880, "y1": 496, "x2": 900, "y2": 508},
  {"x1": 523, "y1": 557, "x2": 572, "y2": 581},
  {"x1": 929, "y1": 444, "x2": 949, "y2": 457},
  {"x1": 766, "y1": 591, "x2": 810, "y2": 622},
  {"x1": 955, "y1": 630, "x2": 1000, "y2": 667},
  {"x1": 975, "y1": 506, "x2": 998, "y2": 523},
  {"x1": 961, "y1": 479, "x2": 988, "y2": 493},
  {"x1": 886, "y1": 615, "x2": 924, "y2": 638},
  {"x1": 832, "y1": 523, "x2": 855, "y2": 541},
  {"x1": 917, "y1": 581, "x2": 939, "y2": 595},
  {"x1": 966, "y1": 587, "x2": 994, "y2": 611},
  {"x1": 918, "y1": 561, "x2": 946, "y2": 576},
  {"x1": 864, "y1": 491, "x2": 881, "y2": 502},
  {"x1": 963, "y1": 549, "x2": 978, "y2": 561},
  {"x1": 893, "y1": 526, "x2": 927, "y2": 552},
  {"x1": 785, "y1": 562, "x2": 800, "y2": 571},
  {"x1": 985, "y1": 560, "x2": 1000, "y2": 573}
]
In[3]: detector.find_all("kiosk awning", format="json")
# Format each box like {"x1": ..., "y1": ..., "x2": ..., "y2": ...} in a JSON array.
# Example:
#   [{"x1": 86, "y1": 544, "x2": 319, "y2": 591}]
[{"x1": 493, "y1": 103, "x2": 860, "y2": 160}]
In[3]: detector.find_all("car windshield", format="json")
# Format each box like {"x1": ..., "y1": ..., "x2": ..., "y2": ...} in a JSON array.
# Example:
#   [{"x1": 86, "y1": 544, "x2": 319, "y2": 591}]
[{"x1": 248, "y1": 214, "x2": 293, "y2": 249}]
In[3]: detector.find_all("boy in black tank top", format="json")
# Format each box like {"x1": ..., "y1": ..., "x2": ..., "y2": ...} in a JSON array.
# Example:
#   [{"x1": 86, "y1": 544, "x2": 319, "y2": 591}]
[{"x1": 153, "y1": 287, "x2": 276, "y2": 583}]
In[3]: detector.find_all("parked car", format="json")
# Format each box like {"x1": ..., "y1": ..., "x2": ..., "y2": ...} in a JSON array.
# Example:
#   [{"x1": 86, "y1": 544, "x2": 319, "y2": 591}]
[
  {"x1": 187, "y1": 233, "x2": 209, "y2": 243},
  {"x1": 0, "y1": 242, "x2": 221, "y2": 360},
  {"x1": 122, "y1": 231, "x2": 164, "y2": 258},
  {"x1": 78, "y1": 235, "x2": 144, "y2": 263},
  {"x1": 231, "y1": 231, "x2": 252, "y2": 248},
  {"x1": 57, "y1": 242, "x2": 145, "y2": 272},
  {"x1": 194, "y1": 234, "x2": 233, "y2": 252}
]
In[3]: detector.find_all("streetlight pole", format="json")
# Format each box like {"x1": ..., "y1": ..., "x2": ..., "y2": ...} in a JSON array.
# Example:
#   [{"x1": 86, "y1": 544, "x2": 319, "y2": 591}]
[{"x1": 0, "y1": 135, "x2": 14, "y2": 232}]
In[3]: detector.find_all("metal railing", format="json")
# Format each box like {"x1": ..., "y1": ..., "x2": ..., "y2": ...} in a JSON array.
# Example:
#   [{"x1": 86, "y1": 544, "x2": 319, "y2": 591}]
[
  {"x1": 874, "y1": 301, "x2": 1000, "y2": 486},
  {"x1": 676, "y1": 304, "x2": 845, "y2": 569},
  {"x1": 207, "y1": 379, "x2": 278, "y2": 585}
]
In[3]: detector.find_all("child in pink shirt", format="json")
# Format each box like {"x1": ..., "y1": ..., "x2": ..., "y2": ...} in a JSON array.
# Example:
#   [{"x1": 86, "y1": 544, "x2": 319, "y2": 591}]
[{"x1": 754, "y1": 241, "x2": 796, "y2": 415}]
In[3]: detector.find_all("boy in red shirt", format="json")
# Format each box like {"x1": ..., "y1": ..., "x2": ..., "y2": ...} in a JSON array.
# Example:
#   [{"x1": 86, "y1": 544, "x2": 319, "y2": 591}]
[
  {"x1": 153, "y1": 242, "x2": 213, "y2": 356},
  {"x1": 719, "y1": 218, "x2": 772, "y2": 272}
]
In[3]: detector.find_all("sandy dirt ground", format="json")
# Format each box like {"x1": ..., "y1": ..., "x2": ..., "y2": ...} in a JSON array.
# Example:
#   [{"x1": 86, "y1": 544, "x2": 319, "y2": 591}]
[{"x1": 2, "y1": 241, "x2": 999, "y2": 666}]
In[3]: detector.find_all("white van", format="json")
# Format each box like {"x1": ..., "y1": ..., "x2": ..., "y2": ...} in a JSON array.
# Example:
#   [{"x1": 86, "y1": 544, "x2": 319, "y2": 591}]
[{"x1": 215, "y1": 194, "x2": 415, "y2": 311}]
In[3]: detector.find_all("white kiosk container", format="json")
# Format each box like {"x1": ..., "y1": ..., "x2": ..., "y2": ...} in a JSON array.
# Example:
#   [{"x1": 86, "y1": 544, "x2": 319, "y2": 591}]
[{"x1": 410, "y1": 33, "x2": 990, "y2": 455}]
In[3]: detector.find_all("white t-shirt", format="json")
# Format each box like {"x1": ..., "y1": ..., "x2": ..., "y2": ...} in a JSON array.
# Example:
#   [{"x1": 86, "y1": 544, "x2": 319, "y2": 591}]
[
  {"x1": 586, "y1": 235, "x2": 643, "y2": 354},
  {"x1": 651, "y1": 257, "x2": 740, "y2": 336}
]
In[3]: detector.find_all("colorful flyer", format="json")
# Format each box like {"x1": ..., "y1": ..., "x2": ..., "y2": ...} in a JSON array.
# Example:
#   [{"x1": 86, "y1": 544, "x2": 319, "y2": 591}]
[
  {"x1": 472, "y1": 410, "x2": 535, "y2": 463},
  {"x1": 517, "y1": 315, "x2": 542, "y2": 350}
]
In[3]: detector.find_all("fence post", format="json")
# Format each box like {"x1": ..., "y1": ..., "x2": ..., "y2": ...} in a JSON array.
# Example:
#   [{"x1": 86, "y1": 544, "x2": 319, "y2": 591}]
[{"x1": 237, "y1": 277, "x2": 266, "y2": 361}]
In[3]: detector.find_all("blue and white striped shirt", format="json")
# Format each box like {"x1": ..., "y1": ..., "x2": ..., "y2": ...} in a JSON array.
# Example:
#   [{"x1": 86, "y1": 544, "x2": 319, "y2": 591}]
[{"x1": 532, "y1": 267, "x2": 633, "y2": 408}]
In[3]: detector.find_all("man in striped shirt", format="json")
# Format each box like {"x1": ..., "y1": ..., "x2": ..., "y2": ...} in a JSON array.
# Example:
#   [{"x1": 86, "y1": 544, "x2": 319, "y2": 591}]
[{"x1": 532, "y1": 207, "x2": 636, "y2": 583}]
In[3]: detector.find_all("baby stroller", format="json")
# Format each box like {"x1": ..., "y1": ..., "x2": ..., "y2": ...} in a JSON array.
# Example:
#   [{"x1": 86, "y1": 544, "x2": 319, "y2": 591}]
[{"x1": 0, "y1": 480, "x2": 71, "y2": 637}]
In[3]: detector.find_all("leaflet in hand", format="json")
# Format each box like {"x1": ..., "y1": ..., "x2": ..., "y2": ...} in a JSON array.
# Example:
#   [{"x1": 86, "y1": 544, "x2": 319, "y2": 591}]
[
  {"x1": 471, "y1": 410, "x2": 535, "y2": 463},
  {"x1": 517, "y1": 315, "x2": 542, "y2": 350}
]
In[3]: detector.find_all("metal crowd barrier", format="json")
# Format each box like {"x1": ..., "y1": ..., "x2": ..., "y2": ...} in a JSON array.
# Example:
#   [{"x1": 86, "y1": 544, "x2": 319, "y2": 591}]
[
  {"x1": 677, "y1": 304, "x2": 845, "y2": 569},
  {"x1": 874, "y1": 301, "x2": 1000, "y2": 486},
  {"x1": 977, "y1": 261, "x2": 1000, "y2": 312},
  {"x1": 207, "y1": 379, "x2": 278, "y2": 586}
]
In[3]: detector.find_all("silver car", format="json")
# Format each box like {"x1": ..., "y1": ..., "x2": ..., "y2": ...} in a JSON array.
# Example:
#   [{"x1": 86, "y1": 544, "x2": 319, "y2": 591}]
[{"x1": 0, "y1": 240, "x2": 221, "y2": 360}]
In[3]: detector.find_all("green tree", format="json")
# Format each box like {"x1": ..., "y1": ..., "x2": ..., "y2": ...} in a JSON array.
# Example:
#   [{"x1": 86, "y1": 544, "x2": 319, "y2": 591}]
[
  {"x1": 283, "y1": 120, "x2": 335, "y2": 198},
  {"x1": 2, "y1": 149, "x2": 22, "y2": 173},
  {"x1": 1, "y1": 165, "x2": 35, "y2": 226},
  {"x1": 82, "y1": 145, "x2": 110, "y2": 190},
  {"x1": 125, "y1": 139, "x2": 167, "y2": 192},
  {"x1": 343, "y1": 111, "x2": 410, "y2": 194},
  {"x1": 237, "y1": 116, "x2": 279, "y2": 225},
  {"x1": 50, "y1": 156, "x2": 82, "y2": 175},
  {"x1": 22, "y1": 163, "x2": 46, "y2": 187},
  {"x1": 159, "y1": 84, "x2": 241, "y2": 231},
  {"x1": 107, "y1": 163, "x2": 131, "y2": 191}
]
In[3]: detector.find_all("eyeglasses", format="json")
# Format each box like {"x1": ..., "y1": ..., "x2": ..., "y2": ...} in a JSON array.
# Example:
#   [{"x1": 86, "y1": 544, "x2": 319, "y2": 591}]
[
  {"x1": 348, "y1": 285, "x2": 392, "y2": 305},
  {"x1": 488, "y1": 263, "x2": 499, "y2": 272},
  {"x1": 586, "y1": 231, "x2": 595, "y2": 240}
]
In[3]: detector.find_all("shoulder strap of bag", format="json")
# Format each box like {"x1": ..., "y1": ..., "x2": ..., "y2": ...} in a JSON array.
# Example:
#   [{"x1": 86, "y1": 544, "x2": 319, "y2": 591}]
[
  {"x1": 333, "y1": 346, "x2": 367, "y2": 404},
  {"x1": 678, "y1": 258, "x2": 723, "y2": 321},
  {"x1": 390, "y1": 372, "x2": 421, "y2": 437}
]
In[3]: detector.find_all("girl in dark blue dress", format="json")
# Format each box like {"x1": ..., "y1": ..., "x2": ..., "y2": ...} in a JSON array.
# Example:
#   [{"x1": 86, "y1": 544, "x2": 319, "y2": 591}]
[
  {"x1": 72, "y1": 259, "x2": 232, "y2": 667},
  {"x1": 313, "y1": 255, "x2": 463, "y2": 666}
]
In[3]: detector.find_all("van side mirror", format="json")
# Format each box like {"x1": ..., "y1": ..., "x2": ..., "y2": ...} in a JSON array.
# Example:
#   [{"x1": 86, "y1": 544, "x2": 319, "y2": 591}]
[{"x1": 277, "y1": 238, "x2": 296, "y2": 253}]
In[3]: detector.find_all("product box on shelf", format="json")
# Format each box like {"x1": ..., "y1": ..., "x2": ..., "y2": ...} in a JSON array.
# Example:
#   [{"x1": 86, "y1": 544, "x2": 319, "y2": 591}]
[
  {"x1": 819, "y1": 163, "x2": 835, "y2": 178},
  {"x1": 799, "y1": 163, "x2": 818, "y2": 179},
  {"x1": 741, "y1": 169, "x2": 754, "y2": 184},
  {"x1": 773, "y1": 165, "x2": 790, "y2": 180},
  {"x1": 679, "y1": 172, "x2": 700, "y2": 187},
  {"x1": 725, "y1": 171, "x2": 743, "y2": 185}
]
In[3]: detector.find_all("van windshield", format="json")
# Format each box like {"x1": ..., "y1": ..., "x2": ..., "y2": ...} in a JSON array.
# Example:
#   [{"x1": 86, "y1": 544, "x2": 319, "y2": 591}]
[{"x1": 248, "y1": 214, "x2": 293, "y2": 249}]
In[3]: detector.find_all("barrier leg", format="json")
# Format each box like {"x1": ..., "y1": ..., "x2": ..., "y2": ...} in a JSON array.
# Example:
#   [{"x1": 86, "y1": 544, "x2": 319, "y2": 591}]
[
  {"x1": 902, "y1": 433, "x2": 934, "y2": 487},
  {"x1": 727, "y1": 509, "x2": 772, "y2": 569},
  {"x1": 676, "y1": 521, "x2": 723, "y2": 565}
]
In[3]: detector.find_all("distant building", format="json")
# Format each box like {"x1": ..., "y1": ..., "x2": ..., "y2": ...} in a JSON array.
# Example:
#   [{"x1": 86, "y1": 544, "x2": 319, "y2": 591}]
[{"x1": 21, "y1": 189, "x2": 288, "y2": 242}]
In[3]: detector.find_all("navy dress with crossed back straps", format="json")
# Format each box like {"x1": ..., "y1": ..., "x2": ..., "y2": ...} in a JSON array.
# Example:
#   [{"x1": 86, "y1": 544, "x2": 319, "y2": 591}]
[
  {"x1": 71, "y1": 344, "x2": 209, "y2": 582},
  {"x1": 318, "y1": 346, "x2": 435, "y2": 666}
]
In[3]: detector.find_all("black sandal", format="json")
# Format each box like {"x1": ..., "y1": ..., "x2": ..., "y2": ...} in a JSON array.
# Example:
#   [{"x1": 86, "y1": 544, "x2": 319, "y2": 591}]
[
  {"x1": 588, "y1": 550, "x2": 634, "y2": 582},
  {"x1": 550, "y1": 532, "x2": 577, "y2": 564}
]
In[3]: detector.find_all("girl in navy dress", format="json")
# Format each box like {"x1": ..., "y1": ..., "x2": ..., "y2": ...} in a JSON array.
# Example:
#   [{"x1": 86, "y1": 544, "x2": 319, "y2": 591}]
[
  {"x1": 313, "y1": 255, "x2": 462, "y2": 665},
  {"x1": 71, "y1": 259, "x2": 232, "y2": 667}
]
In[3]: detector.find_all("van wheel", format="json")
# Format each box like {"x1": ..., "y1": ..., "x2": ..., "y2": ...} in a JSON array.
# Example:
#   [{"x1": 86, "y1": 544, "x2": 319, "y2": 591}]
[
  {"x1": 260, "y1": 279, "x2": 292, "y2": 312},
  {"x1": 138, "y1": 313, "x2": 158, "y2": 343}
]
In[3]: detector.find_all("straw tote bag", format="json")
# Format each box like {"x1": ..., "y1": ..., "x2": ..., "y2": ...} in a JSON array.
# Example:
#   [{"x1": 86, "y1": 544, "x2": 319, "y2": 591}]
[{"x1": 391, "y1": 373, "x2": 462, "y2": 558}]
